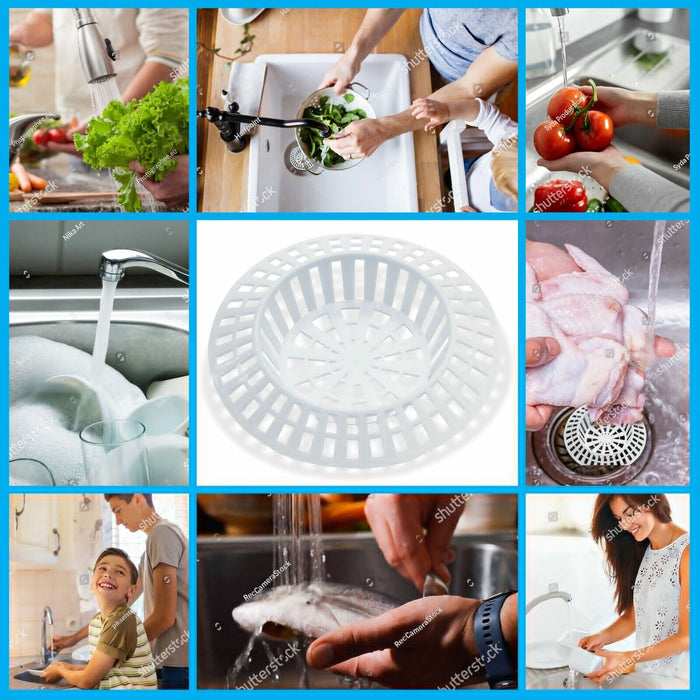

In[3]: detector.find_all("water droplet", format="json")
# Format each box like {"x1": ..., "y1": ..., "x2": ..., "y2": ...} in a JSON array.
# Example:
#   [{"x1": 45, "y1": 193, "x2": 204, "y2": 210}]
[{"x1": 365, "y1": 577, "x2": 374, "y2": 588}]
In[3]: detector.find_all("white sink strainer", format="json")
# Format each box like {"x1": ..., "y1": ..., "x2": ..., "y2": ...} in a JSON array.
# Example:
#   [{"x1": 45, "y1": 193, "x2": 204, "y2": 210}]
[
  {"x1": 563, "y1": 406, "x2": 648, "y2": 467},
  {"x1": 209, "y1": 235, "x2": 506, "y2": 467}
]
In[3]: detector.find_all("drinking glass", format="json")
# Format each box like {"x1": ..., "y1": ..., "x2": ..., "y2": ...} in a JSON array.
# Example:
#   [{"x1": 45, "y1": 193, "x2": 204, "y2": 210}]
[
  {"x1": 80, "y1": 419, "x2": 150, "y2": 485},
  {"x1": 9, "y1": 458, "x2": 55, "y2": 485}
]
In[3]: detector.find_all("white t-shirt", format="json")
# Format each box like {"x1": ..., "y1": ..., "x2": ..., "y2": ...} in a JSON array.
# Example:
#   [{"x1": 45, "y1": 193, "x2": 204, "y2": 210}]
[{"x1": 37, "y1": 8, "x2": 188, "y2": 123}]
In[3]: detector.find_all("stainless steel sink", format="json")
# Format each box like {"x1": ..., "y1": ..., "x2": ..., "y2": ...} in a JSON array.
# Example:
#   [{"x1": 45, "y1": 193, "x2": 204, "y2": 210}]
[
  {"x1": 197, "y1": 532, "x2": 517, "y2": 688},
  {"x1": 528, "y1": 668, "x2": 687, "y2": 690},
  {"x1": 10, "y1": 288, "x2": 188, "y2": 392},
  {"x1": 526, "y1": 220, "x2": 689, "y2": 485},
  {"x1": 10, "y1": 656, "x2": 77, "y2": 689},
  {"x1": 526, "y1": 29, "x2": 690, "y2": 207}
]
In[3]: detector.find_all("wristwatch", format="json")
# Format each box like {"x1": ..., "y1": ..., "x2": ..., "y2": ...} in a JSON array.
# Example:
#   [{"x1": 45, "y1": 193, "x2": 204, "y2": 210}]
[{"x1": 473, "y1": 590, "x2": 517, "y2": 689}]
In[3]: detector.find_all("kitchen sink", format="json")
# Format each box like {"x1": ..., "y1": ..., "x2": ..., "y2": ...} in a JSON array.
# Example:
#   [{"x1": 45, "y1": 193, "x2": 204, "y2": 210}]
[
  {"x1": 9, "y1": 288, "x2": 189, "y2": 484},
  {"x1": 525, "y1": 29, "x2": 690, "y2": 209},
  {"x1": 528, "y1": 669, "x2": 687, "y2": 690},
  {"x1": 246, "y1": 54, "x2": 418, "y2": 212},
  {"x1": 526, "y1": 220, "x2": 689, "y2": 485},
  {"x1": 10, "y1": 656, "x2": 78, "y2": 689},
  {"x1": 197, "y1": 532, "x2": 516, "y2": 688}
]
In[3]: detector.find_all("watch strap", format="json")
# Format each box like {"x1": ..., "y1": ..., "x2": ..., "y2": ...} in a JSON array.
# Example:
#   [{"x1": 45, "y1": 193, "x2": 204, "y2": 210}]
[{"x1": 473, "y1": 590, "x2": 517, "y2": 689}]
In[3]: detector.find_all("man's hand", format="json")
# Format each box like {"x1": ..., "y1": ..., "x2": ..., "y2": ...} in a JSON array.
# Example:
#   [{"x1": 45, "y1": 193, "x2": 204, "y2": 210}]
[
  {"x1": 307, "y1": 596, "x2": 481, "y2": 688},
  {"x1": 364, "y1": 495, "x2": 464, "y2": 591},
  {"x1": 129, "y1": 155, "x2": 189, "y2": 209}
]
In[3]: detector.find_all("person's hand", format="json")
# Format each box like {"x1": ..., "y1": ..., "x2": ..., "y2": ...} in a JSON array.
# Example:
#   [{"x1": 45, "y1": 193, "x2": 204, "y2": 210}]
[
  {"x1": 365, "y1": 495, "x2": 464, "y2": 591},
  {"x1": 323, "y1": 119, "x2": 388, "y2": 160},
  {"x1": 526, "y1": 337, "x2": 561, "y2": 431},
  {"x1": 40, "y1": 661, "x2": 66, "y2": 684},
  {"x1": 307, "y1": 596, "x2": 482, "y2": 688},
  {"x1": 578, "y1": 632, "x2": 608, "y2": 654},
  {"x1": 52, "y1": 634, "x2": 77, "y2": 653},
  {"x1": 410, "y1": 98, "x2": 450, "y2": 131},
  {"x1": 586, "y1": 650, "x2": 634, "y2": 684},
  {"x1": 45, "y1": 121, "x2": 88, "y2": 157},
  {"x1": 318, "y1": 54, "x2": 362, "y2": 95},
  {"x1": 129, "y1": 155, "x2": 189, "y2": 209},
  {"x1": 576, "y1": 84, "x2": 657, "y2": 128},
  {"x1": 536, "y1": 144, "x2": 629, "y2": 192}
]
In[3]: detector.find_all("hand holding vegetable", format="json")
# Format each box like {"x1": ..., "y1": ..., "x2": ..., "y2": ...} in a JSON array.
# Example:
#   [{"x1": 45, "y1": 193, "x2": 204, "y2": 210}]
[
  {"x1": 323, "y1": 118, "x2": 388, "y2": 160},
  {"x1": 575, "y1": 85, "x2": 658, "y2": 128},
  {"x1": 74, "y1": 78, "x2": 189, "y2": 212},
  {"x1": 534, "y1": 80, "x2": 614, "y2": 160}
]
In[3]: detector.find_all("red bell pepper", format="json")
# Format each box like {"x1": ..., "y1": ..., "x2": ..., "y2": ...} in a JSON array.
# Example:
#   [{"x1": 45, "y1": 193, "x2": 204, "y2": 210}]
[{"x1": 533, "y1": 179, "x2": 588, "y2": 213}]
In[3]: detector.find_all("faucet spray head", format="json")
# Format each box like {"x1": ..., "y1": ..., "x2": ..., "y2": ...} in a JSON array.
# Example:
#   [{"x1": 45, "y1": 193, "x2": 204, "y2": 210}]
[
  {"x1": 550, "y1": 8, "x2": 570, "y2": 17},
  {"x1": 73, "y1": 8, "x2": 118, "y2": 84}
]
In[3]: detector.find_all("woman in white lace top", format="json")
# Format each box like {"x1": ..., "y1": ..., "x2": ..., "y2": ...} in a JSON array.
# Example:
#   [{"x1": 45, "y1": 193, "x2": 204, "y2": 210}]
[{"x1": 579, "y1": 494, "x2": 689, "y2": 686}]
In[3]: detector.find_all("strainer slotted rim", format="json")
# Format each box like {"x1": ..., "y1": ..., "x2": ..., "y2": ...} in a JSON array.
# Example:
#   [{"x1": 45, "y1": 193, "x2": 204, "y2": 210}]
[
  {"x1": 209, "y1": 235, "x2": 507, "y2": 468},
  {"x1": 563, "y1": 406, "x2": 648, "y2": 467}
]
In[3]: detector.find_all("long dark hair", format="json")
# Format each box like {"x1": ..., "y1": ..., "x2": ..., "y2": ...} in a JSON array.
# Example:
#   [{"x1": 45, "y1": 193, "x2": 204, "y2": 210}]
[{"x1": 591, "y1": 494, "x2": 672, "y2": 614}]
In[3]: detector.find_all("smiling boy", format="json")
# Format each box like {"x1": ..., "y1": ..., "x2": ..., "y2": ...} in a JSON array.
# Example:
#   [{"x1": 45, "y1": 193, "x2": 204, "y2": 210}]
[{"x1": 42, "y1": 548, "x2": 157, "y2": 689}]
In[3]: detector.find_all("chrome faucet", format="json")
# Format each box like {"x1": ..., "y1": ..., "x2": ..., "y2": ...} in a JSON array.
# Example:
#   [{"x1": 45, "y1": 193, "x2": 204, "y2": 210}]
[
  {"x1": 9, "y1": 113, "x2": 60, "y2": 166},
  {"x1": 41, "y1": 606, "x2": 55, "y2": 665},
  {"x1": 198, "y1": 91, "x2": 332, "y2": 153},
  {"x1": 100, "y1": 249, "x2": 189, "y2": 285},
  {"x1": 526, "y1": 590, "x2": 572, "y2": 614},
  {"x1": 550, "y1": 8, "x2": 569, "y2": 17},
  {"x1": 73, "y1": 9, "x2": 119, "y2": 84}
]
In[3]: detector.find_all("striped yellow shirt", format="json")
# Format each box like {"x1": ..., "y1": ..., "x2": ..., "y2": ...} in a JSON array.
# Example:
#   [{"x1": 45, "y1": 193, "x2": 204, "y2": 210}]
[{"x1": 88, "y1": 604, "x2": 158, "y2": 689}]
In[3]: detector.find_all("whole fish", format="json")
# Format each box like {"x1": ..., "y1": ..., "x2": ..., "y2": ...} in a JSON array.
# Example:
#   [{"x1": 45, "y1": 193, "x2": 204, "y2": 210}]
[{"x1": 232, "y1": 581, "x2": 397, "y2": 640}]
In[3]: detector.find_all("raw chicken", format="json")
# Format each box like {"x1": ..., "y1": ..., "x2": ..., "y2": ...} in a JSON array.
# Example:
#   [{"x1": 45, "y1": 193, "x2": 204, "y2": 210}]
[{"x1": 526, "y1": 244, "x2": 651, "y2": 424}]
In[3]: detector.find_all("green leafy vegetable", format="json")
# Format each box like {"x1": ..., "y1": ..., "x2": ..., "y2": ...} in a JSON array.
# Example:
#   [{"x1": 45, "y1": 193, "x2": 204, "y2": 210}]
[
  {"x1": 299, "y1": 94, "x2": 367, "y2": 168},
  {"x1": 74, "y1": 78, "x2": 189, "y2": 212}
]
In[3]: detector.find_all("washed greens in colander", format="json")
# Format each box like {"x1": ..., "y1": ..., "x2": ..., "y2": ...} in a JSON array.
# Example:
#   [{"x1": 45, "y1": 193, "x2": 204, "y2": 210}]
[{"x1": 299, "y1": 95, "x2": 367, "y2": 167}]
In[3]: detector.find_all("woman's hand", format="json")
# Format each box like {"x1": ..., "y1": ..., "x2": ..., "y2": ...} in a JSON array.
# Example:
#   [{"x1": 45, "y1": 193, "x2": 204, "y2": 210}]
[
  {"x1": 586, "y1": 650, "x2": 635, "y2": 684},
  {"x1": 318, "y1": 54, "x2": 361, "y2": 95},
  {"x1": 323, "y1": 119, "x2": 389, "y2": 159},
  {"x1": 410, "y1": 98, "x2": 450, "y2": 130},
  {"x1": 578, "y1": 631, "x2": 608, "y2": 653},
  {"x1": 575, "y1": 84, "x2": 658, "y2": 128},
  {"x1": 536, "y1": 144, "x2": 629, "y2": 192},
  {"x1": 129, "y1": 155, "x2": 189, "y2": 209}
]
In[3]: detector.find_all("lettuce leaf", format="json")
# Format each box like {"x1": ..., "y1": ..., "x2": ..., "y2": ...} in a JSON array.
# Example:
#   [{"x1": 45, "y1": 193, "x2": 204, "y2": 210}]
[{"x1": 74, "y1": 78, "x2": 189, "y2": 212}]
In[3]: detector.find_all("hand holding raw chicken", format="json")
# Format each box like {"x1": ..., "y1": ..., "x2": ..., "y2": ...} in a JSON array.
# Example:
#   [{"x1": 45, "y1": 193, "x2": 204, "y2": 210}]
[{"x1": 526, "y1": 241, "x2": 674, "y2": 430}]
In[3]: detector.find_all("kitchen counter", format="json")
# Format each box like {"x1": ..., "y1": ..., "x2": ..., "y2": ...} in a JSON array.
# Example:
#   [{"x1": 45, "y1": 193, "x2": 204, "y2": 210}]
[
  {"x1": 197, "y1": 8, "x2": 441, "y2": 212},
  {"x1": 10, "y1": 153, "x2": 180, "y2": 213}
]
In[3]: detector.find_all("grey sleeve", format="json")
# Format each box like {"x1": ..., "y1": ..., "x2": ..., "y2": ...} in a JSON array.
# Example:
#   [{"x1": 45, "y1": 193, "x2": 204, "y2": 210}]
[
  {"x1": 147, "y1": 525, "x2": 185, "y2": 569},
  {"x1": 657, "y1": 91, "x2": 689, "y2": 129},
  {"x1": 609, "y1": 164, "x2": 689, "y2": 213}
]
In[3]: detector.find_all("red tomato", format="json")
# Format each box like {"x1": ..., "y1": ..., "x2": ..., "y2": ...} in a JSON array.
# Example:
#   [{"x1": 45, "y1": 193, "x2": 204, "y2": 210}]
[
  {"x1": 47, "y1": 128, "x2": 70, "y2": 143},
  {"x1": 573, "y1": 110, "x2": 614, "y2": 151},
  {"x1": 533, "y1": 120, "x2": 576, "y2": 161},
  {"x1": 32, "y1": 128, "x2": 50, "y2": 147},
  {"x1": 547, "y1": 87, "x2": 589, "y2": 127}
]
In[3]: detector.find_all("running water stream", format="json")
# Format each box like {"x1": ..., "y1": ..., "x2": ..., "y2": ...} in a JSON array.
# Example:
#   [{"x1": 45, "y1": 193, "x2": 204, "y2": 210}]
[
  {"x1": 227, "y1": 495, "x2": 328, "y2": 689},
  {"x1": 90, "y1": 279, "x2": 118, "y2": 384},
  {"x1": 646, "y1": 220, "x2": 666, "y2": 343},
  {"x1": 556, "y1": 14, "x2": 568, "y2": 87},
  {"x1": 87, "y1": 76, "x2": 158, "y2": 212}
]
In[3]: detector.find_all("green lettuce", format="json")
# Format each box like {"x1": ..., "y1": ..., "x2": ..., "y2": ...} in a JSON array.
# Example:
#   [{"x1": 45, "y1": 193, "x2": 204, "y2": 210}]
[{"x1": 74, "y1": 78, "x2": 189, "y2": 212}]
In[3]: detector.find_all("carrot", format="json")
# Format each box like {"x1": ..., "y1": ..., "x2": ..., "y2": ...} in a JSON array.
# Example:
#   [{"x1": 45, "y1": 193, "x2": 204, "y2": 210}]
[
  {"x1": 26, "y1": 172, "x2": 47, "y2": 190},
  {"x1": 10, "y1": 163, "x2": 31, "y2": 193}
]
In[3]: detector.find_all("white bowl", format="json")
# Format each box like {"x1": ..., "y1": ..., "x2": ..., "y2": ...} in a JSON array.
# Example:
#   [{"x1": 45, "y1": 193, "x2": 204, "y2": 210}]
[
  {"x1": 127, "y1": 395, "x2": 188, "y2": 436},
  {"x1": 145, "y1": 434, "x2": 189, "y2": 485}
]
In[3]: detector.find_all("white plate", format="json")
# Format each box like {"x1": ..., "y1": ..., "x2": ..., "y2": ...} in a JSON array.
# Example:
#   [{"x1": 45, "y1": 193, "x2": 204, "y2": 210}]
[
  {"x1": 220, "y1": 8, "x2": 265, "y2": 25},
  {"x1": 526, "y1": 640, "x2": 570, "y2": 669},
  {"x1": 72, "y1": 644, "x2": 91, "y2": 662}
]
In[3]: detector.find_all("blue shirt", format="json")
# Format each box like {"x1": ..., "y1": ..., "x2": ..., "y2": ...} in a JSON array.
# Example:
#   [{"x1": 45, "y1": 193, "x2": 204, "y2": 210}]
[{"x1": 419, "y1": 9, "x2": 519, "y2": 82}]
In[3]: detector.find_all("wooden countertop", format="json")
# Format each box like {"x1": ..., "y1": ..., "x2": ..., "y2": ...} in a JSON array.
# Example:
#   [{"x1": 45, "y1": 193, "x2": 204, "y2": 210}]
[{"x1": 197, "y1": 8, "x2": 441, "y2": 212}]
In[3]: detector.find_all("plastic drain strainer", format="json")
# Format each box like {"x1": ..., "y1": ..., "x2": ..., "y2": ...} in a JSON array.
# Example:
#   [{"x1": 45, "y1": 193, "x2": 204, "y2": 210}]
[
  {"x1": 563, "y1": 406, "x2": 648, "y2": 467},
  {"x1": 209, "y1": 235, "x2": 506, "y2": 467}
]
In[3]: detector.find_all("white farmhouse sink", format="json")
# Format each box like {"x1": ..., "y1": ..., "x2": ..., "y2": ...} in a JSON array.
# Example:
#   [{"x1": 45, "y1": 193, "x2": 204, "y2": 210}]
[{"x1": 247, "y1": 54, "x2": 418, "y2": 212}]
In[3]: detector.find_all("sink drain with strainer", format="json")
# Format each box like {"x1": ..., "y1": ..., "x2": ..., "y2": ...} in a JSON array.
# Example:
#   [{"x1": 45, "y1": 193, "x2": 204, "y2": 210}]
[
  {"x1": 531, "y1": 406, "x2": 653, "y2": 484},
  {"x1": 209, "y1": 235, "x2": 507, "y2": 467}
]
